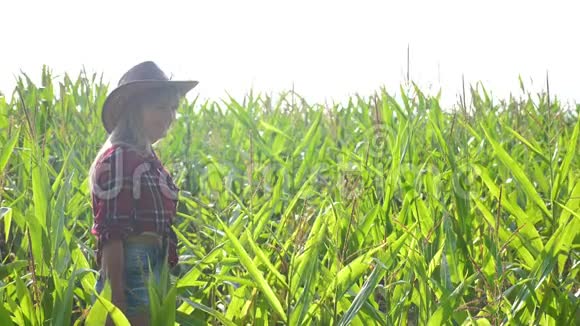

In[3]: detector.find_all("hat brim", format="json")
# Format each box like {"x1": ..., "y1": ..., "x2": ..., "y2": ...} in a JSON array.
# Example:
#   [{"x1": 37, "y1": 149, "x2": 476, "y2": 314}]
[{"x1": 101, "y1": 80, "x2": 199, "y2": 133}]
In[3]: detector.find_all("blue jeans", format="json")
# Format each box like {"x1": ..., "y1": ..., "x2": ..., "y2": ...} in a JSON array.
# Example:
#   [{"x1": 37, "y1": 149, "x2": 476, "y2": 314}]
[{"x1": 95, "y1": 241, "x2": 163, "y2": 317}]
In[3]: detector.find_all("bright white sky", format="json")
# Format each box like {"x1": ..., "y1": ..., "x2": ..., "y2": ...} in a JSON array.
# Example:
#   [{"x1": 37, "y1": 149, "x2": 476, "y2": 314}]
[{"x1": 1, "y1": 0, "x2": 578, "y2": 107}]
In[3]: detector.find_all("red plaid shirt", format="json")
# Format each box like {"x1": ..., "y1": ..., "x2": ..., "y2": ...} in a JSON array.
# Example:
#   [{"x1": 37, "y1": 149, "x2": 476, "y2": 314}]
[{"x1": 91, "y1": 144, "x2": 179, "y2": 267}]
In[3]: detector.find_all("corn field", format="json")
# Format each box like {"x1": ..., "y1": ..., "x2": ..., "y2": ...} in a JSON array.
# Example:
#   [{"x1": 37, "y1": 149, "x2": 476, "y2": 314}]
[{"x1": 0, "y1": 67, "x2": 578, "y2": 325}]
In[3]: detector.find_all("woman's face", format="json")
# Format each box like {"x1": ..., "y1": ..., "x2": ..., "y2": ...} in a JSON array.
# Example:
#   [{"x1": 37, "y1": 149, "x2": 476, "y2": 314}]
[{"x1": 142, "y1": 95, "x2": 180, "y2": 143}]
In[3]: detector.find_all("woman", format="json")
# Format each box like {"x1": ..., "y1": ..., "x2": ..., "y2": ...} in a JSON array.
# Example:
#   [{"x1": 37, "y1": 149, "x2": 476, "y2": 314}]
[{"x1": 89, "y1": 61, "x2": 198, "y2": 325}]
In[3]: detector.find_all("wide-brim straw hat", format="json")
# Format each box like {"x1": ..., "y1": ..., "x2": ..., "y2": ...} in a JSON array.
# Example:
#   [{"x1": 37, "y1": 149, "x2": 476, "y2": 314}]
[{"x1": 101, "y1": 61, "x2": 199, "y2": 133}]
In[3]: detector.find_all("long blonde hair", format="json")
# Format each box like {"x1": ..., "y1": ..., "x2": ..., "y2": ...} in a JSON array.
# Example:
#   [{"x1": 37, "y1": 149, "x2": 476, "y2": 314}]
[{"x1": 89, "y1": 87, "x2": 180, "y2": 190}]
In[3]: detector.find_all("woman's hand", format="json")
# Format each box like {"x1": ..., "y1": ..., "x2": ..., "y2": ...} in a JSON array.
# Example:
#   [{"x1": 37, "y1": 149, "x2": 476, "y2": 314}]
[{"x1": 101, "y1": 239, "x2": 126, "y2": 314}]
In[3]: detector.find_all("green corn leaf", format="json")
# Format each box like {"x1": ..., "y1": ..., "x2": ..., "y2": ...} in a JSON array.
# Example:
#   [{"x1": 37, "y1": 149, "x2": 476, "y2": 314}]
[
  {"x1": 52, "y1": 172, "x2": 73, "y2": 274},
  {"x1": 14, "y1": 273, "x2": 36, "y2": 326},
  {"x1": 180, "y1": 297, "x2": 237, "y2": 326},
  {"x1": 292, "y1": 110, "x2": 321, "y2": 158},
  {"x1": 218, "y1": 218, "x2": 287, "y2": 322},
  {"x1": 244, "y1": 230, "x2": 288, "y2": 287},
  {"x1": 276, "y1": 170, "x2": 318, "y2": 239},
  {"x1": 428, "y1": 273, "x2": 478, "y2": 326},
  {"x1": 472, "y1": 195, "x2": 535, "y2": 267},
  {"x1": 337, "y1": 260, "x2": 386, "y2": 326},
  {"x1": 158, "y1": 285, "x2": 177, "y2": 326},
  {"x1": 259, "y1": 120, "x2": 292, "y2": 141},
  {"x1": 504, "y1": 125, "x2": 549, "y2": 163},
  {"x1": 553, "y1": 117, "x2": 579, "y2": 201},
  {"x1": 0, "y1": 129, "x2": 19, "y2": 172},
  {"x1": 0, "y1": 299, "x2": 13, "y2": 326},
  {"x1": 555, "y1": 182, "x2": 580, "y2": 274},
  {"x1": 473, "y1": 164, "x2": 544, "y2": 261},
  {"x1": 481, "y1": 124, "x2": 551, "y2": 217},
  {"x1": 290, "y1": 207, "x2": 328, "y2": 325},
  {"x1": 52, "y1": 268, "x2": 93, "y2": 326},
  {"x1": 86, "y1": 282, "x2": 130, "y2": 326},
  {"x1": 0, "y1": 207, "x2": 12, "y2": 243},
  {"x1": 0, "y1": 260, "x2": 28, "y2": 280}
]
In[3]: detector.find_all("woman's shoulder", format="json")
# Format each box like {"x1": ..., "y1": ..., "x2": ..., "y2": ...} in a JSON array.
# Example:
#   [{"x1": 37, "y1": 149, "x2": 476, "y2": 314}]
[{"x1": 95, "y1": 144, "x2": 154, "y2": 172}]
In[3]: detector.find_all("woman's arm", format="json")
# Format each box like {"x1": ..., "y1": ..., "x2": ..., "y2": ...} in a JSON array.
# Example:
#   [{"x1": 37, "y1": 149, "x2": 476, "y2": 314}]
[{"x1": 101, "y1": 239, "x2": 126, "y2": 310}]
